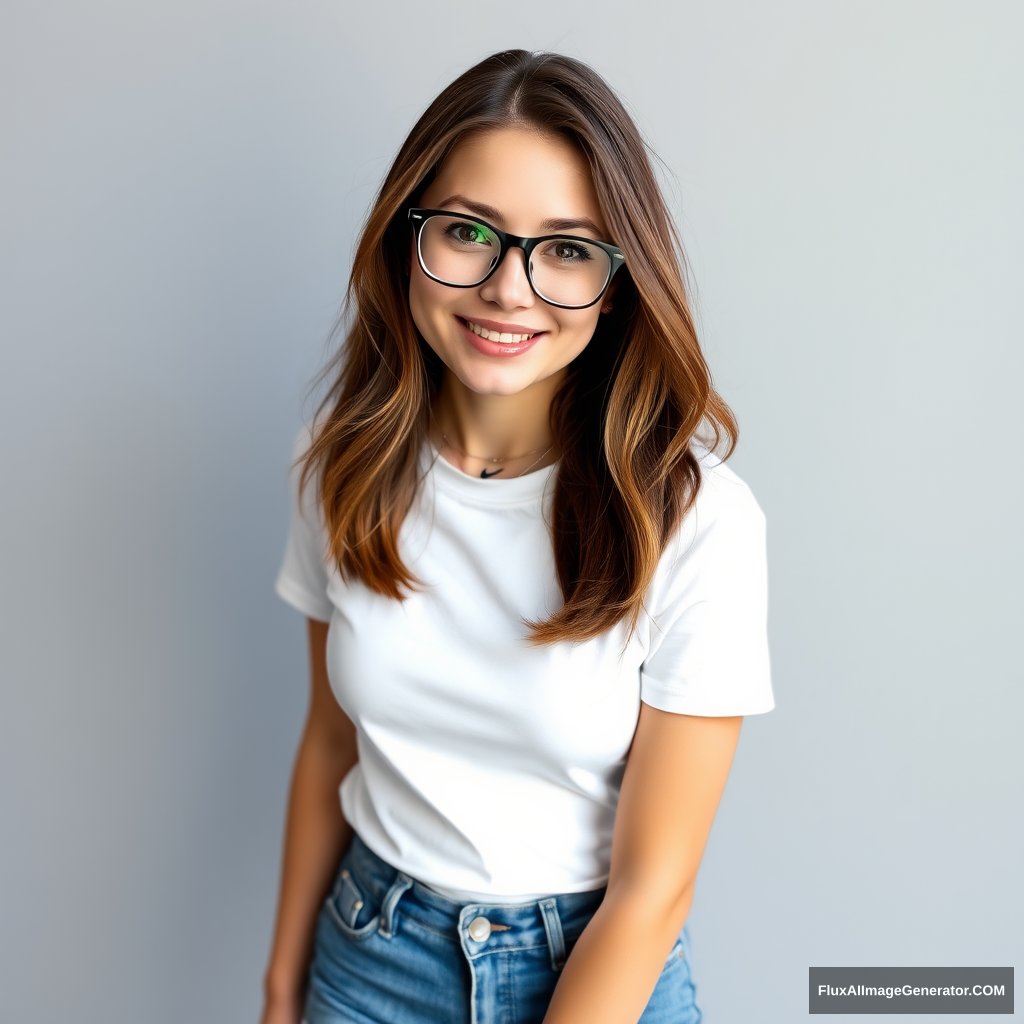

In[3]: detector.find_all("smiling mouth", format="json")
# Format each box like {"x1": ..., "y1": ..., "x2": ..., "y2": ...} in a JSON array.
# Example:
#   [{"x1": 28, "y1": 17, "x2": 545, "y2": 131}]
[{"x1": 459, "y1": 318, "x2": 541, "y2": 345}]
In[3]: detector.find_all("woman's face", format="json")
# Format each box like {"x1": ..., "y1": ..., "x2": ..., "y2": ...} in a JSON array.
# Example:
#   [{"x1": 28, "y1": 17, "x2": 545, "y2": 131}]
[{"x1": 409, "y1": 127, "x2": 612, "y2": 399}]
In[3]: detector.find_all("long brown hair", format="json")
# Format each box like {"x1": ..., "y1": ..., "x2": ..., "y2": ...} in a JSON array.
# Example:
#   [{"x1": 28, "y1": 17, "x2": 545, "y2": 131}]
[{"x1": 302, "y1": 49, "x2": 737, "y2": 644}]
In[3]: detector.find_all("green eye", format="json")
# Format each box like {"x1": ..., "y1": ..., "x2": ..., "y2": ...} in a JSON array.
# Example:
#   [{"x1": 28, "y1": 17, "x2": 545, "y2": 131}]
[{"x1": 449, "y1": 222, "x2": 491, "y2": 245}]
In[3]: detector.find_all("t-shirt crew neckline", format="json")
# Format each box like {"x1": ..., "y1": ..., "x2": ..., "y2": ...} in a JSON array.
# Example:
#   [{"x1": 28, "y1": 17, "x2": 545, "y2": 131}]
[
  {"x1": 277, "y1": 428, "x2": 772, "y2": 902},
  {"x1": 425, "y1": 443, "x2": 558, "y2": 507}
]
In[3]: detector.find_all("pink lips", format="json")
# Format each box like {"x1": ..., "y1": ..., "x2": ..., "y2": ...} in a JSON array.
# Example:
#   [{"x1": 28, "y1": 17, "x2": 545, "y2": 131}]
[{"x1": 456, "y1": 316, "x2": 547, "y2": 358}]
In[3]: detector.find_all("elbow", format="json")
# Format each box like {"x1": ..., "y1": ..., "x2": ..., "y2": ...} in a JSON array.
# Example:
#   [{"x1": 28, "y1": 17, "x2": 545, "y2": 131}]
[
  {"x1": 604, "y1": 876, "x2": 696, "y2": 936},
  {"x1": 659, "y1": 880, "x2": 696, "y2": 933}
]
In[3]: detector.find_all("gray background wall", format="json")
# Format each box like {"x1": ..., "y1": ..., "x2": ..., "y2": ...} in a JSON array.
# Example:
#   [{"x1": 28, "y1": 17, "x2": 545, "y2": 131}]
[{"x1": 1, "y1": 2, "x2": 1020, "y2": 1022}]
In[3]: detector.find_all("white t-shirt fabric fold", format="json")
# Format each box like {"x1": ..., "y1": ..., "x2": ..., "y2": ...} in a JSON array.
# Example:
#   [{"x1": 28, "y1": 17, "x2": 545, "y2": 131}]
[{"x1": 276, "y1": 433, "x2": 773, "y2": 902}]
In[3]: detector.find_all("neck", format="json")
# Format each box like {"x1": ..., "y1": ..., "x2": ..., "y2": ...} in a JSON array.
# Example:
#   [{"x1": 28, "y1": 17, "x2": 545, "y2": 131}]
[{"x1": 432, "y1": 370, "x2": 561, "y2": 461}]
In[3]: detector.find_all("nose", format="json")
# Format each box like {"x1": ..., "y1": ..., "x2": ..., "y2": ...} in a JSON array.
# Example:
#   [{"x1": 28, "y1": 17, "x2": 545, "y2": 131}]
[{"x1": 477, "y1": 245, "x2": 535, "y2": 310}]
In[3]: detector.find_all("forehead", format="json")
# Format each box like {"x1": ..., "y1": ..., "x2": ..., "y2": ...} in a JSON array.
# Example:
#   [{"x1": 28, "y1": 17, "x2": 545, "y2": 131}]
[{"x1": 420, "y1": 127, "x2": 606, "y2": 236}]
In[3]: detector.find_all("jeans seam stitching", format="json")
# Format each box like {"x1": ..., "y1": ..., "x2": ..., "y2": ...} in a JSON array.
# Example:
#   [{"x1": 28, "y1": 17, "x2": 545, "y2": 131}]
[{"x1": 324, "y1": 897, "x2": 381, "y2": 941}]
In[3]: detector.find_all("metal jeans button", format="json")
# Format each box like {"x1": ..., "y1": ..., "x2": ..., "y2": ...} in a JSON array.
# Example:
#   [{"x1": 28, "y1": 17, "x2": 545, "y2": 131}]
[{"x1": 468, "y1": 915, "x2": 492, "y2": 942}]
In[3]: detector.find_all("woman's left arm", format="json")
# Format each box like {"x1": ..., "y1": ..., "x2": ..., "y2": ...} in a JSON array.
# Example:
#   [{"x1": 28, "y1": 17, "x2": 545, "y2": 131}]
[{"x1": 542, "y1": 706, "x2": 743, "y2": 1024}]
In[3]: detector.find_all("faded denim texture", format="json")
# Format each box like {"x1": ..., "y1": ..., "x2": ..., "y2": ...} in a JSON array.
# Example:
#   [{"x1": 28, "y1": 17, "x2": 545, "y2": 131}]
[{"x1": 304, "y1": 834, "x2": 701, "y2": 1024}]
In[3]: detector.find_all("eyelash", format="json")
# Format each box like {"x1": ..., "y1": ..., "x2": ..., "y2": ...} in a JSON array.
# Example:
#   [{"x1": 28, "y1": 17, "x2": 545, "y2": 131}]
[
  {"x1": 542, "y1": 241, "x2": 593, "y2": 263},
  {"x1": 446, "y1": 223, "x2": 595, "y2": 261},
  {"x1": 447, "y1": 222, "x2": 492, "y2": 245}
]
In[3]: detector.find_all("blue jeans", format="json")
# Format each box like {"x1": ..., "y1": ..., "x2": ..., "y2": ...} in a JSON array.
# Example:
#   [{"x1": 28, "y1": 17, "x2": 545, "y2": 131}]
[{"x1": 304, "y1": 834, "x2": 702, "y2": 1024}]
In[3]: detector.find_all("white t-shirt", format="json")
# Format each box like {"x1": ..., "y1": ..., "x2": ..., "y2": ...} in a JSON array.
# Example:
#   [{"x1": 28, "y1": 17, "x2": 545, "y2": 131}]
[{"x1": 276, "y1": 436, "x2": 773, "y2": 902}]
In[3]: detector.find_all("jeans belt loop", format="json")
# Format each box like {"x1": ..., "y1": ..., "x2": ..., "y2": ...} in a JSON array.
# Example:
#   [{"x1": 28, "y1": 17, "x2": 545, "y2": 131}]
[
  {"x1": 377, "y1": 872, "x2": 413, "y2": 940},
  {"x1": 538, "y1": 897, "x2": 566, "y2": 971}
]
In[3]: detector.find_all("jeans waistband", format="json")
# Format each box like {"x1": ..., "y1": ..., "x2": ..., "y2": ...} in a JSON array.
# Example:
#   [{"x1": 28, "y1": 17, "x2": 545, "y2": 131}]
[{"x1": 343, "y1": 833, "x2": 607, "y2": 970}]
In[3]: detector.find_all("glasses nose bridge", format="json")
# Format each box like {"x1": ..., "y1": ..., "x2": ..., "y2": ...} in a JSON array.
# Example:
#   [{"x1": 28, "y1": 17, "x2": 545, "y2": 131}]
[
  {"x1": 477, "y1": 231, "x2": 536, "y2": 309},
  {"x1": 503, "y1": 232, "x2": 532, "y2": 257},
  {"x1": 491, "y1": 232, "x2": 532, "y2": 280}
]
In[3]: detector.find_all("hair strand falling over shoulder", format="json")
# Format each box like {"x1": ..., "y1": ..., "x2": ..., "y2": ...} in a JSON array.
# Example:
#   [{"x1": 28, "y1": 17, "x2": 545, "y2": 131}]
[{"x1": 301, "y1": 49, "x2": 737, "y2": 644}]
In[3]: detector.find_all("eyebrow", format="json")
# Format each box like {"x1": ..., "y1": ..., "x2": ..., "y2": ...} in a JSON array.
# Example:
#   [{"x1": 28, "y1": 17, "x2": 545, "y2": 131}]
[{"x1": 436, "y1": 194, "x2": 607, "y2": 239}]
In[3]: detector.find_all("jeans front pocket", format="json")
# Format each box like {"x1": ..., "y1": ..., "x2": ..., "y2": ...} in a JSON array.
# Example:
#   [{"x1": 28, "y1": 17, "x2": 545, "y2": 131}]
[
  {"x1": 663, "y1": 932, "x2": 686, "y2": 965},
  {"x1": 641, "y1": 926, "x2": 701, "y2": 1023},
  {"x1": 325, "y1": 861, "x2": 382, "y2": 941}
]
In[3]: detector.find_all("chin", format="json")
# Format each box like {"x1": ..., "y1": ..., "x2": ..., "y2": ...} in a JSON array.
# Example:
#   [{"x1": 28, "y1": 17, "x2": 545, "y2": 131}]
[{"x1": 457, "y1": 371, "x2": 536, "y2": 397}]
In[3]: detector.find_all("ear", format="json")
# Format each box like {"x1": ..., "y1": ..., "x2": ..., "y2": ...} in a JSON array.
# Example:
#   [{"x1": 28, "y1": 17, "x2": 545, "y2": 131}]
[{"x1": 600, "y1": 275, "x2": 619, "y2": 313}]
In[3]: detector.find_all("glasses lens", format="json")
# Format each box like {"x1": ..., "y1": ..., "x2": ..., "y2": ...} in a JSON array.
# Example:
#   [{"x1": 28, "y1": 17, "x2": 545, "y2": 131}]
[
  {"x1": 417, "y1": 215, "x2": 614, "y2": 307},
  {"x1": 419, "y1": 215, "x2": 501, "y2": 286},
  {"x1": 529, "y1": 238, "x2": 611, "y2": 308}
]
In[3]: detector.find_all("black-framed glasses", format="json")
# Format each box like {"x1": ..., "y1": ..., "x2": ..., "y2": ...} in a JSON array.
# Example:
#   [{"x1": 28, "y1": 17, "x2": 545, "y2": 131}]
[{"x1": 408, "y1": 208, "x2": 626, "y2": 310}]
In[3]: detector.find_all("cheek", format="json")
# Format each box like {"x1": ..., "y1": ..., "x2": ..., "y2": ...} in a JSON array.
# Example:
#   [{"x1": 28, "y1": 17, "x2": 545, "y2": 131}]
[
  {"x1": 408, "y1": 263, "x2": 452, "y2": 338},
  {"x1": 555, "y1": 311, "x2": 603, "y2": 355}
]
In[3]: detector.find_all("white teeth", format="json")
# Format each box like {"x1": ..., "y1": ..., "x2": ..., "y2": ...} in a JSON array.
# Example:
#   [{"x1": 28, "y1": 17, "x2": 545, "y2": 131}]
[{"x1": 465, "y1": 320, "x2": 534, "y2": 344}]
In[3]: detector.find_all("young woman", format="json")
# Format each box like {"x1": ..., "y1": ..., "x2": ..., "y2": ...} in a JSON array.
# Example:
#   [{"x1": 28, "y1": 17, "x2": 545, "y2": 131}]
[{"x1": 262, "y1": 50, "x2": 772, "y2": 1024}]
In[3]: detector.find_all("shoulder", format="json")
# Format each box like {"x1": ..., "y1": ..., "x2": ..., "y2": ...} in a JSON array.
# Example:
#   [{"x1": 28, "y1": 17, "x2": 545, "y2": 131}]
[
  {"x1": 275, "y1": 423, "x2": 334, "y2": 622},
  {"x1": 667, "y1": 448, "x2": 766, "y2": 563},
  {"x1": 290, "y1": 421, "x2": 317, "y2": 464},
  {"x1": 695, "y1": 449, "x2": 762, "y2": 514},
  {"x1": 288, "y1": 423, "x2": 322, "y2": 517},
  {"x1": 643, "y1": 447, "x2": 768, "y2": 615},
  {"x1": 640, "y1": 447, "x2": 773, "y2": 716}
]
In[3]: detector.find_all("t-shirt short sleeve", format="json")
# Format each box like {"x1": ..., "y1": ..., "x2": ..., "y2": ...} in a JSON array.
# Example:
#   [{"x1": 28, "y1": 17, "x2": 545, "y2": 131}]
[
  {"x1": 640, "y1": 463, "x2": 774, "y2": 717},
  {"x1": 275, "y1": 429, "x2": 334, "y2": 623}
]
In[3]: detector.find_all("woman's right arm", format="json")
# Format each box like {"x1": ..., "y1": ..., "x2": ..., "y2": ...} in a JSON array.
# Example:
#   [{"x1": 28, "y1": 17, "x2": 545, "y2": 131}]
[{"x1": 260, "y1": 617, "x2": 358, "y2": 1024}]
